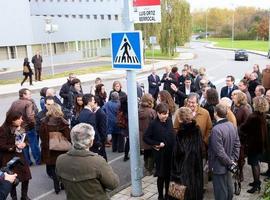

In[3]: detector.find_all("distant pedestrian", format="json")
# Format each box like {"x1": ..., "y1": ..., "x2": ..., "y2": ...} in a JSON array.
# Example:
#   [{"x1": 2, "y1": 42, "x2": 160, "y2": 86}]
[
  {"x1": 39, "y1": 87, "x2": 49, "y2": 111},
  {"x1": 248, "y1": 72, "x2": 260, "y2": 99},
  {"x1": 144, "y1": 103, "x2": 175, "y2": 200},
  {"x1": 148, "y1": 67, "x2": 161, "y2": 100},
  {"x1": 31, "y1": 51, "x2": 43, "y2": 81},
  {"x1": 21, "y1": 58, "x2": 33, "y2": 86},
  {"x1": 161, "y1": 66, "x2": 177, "y2": 98},
  {"x1": 70, "y1": 94, "x2": 84, "y2": 127},
  {"x1": 95, "y1": 83, "x2": 107, "y2": 107},
  {"x1": 209, "y1": 104, "x2": 240, "y2": 200},
  {"x1": 253, "y1": 64, "x2": 262, "y2": 83},
  {"x1": 90, "y1": 77, "x2": 102, "y2": 95},
  {"x1": 157, "y1": 90, "x2": 176, "y2": 116},
  {"x1": 67, "y1": 78, "x2": 83, "y2": 110}
]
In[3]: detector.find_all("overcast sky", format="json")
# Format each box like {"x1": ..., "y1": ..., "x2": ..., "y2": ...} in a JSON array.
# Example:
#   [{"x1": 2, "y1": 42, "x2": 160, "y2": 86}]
[{"x1": 186, "y1": 0, "x2": 270, "y2": 11}]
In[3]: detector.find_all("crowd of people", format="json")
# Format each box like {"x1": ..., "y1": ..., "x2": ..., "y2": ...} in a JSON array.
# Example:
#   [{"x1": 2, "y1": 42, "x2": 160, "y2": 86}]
[{"x1": 0, "y1": 61, "x2": 269, "y2": 200}]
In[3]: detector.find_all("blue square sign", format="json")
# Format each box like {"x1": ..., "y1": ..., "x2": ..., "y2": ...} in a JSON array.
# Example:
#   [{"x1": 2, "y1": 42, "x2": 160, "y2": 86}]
[{"x1": 111, "y1": 31, "x2": 143, "y2": 70}]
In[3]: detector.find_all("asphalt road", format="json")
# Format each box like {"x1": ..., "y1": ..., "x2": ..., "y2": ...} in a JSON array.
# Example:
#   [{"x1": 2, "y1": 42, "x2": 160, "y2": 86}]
[{"x1": 2, "y1": 41, "x2": 270, "y2": 199}]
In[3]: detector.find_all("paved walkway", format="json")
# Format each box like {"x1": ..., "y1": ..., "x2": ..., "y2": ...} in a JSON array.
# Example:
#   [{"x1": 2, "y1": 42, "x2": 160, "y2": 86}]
[{"x1": 111, "y1": 162, "x2": 268, "y2": 200}]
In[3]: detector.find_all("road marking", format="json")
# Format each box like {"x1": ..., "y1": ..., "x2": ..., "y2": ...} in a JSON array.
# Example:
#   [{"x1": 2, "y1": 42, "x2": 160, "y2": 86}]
[
  {"x1": 33, "y1": 190, "x2": 54, "y2": 200},
  {"x1": 32, "y1": 154, "x2": 124, "y2": 200}
]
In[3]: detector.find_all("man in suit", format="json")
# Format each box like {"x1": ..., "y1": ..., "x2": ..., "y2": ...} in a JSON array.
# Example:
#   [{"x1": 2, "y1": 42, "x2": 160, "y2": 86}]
[
  {"x1": 161, "y1": 66, "x2": 177, "y2": 98},
  {"x1": 148, "y1": 68, "x2": 161, "y2": 100},
  {"x1": 220, "y1": 75, "x2": 238, "y2": 99},
  {"x1": 171, "y1": 76, "x2": 196, "y2": 107},
  {"x1": 31, "y1": 51, "x2": 43, "y2": 81}
]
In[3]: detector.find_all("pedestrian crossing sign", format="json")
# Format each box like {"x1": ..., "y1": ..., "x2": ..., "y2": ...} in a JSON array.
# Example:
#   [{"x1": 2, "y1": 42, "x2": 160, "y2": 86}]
[{"x1": 111, "y1": 31, "x2": 143, "y2": 70}]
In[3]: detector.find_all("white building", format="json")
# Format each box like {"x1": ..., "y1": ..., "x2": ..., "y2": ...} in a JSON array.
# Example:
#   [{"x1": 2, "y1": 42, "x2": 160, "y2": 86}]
[{"x1": 0, "y1": 0, "x2": 124, "y2": 69}]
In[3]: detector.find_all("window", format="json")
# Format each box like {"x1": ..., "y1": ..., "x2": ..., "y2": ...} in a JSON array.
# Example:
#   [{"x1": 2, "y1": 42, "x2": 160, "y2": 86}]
[
  {"x1": 100, "y1": 15, "x2": 104, "y2": 20},
  {"x1": 86, "y1": 15, "x2": 90, "y2": 19},
  {"x1": 8, "y1": 46, "x2": 16, "y2": 59},
  {"x1": 17, "y1": 46, "x2": 27, "y2": 58},
  {"x1": 57, "y1": 15, "x2": 62, "y2": 17},
  {"x1": 65, "y1": 15, "x2": 69, "y2": 18},
  {"x1": 114, "y1": 15, "x2": 118, "y2": 20},
  {"x1": 79, "y1": 15, "x2": 83, "y2": 19},
  {"x1": 57, "y1": 0, "x2": 61, "y2": 2},
  {"x1": 72, "y1": 15, "x2": 76, "y2": 18},
  {"x1": 108, "y1": 14, "x2": 111, "y2": 20},
  {"x1": 0, "y1": 47, "x2": 8, "y2": 61},
  {"x1": 93, "y1": 15, "x2": 97, "y2": 19}
]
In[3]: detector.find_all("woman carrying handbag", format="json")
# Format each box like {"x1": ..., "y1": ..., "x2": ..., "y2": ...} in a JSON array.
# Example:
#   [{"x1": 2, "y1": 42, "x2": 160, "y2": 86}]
[
  {"x1": 21, "y1": 57, "x2": 33, "y2": 86},
  {"x1": 40, "y1": 104, "x2": 71, "y2": 194}
]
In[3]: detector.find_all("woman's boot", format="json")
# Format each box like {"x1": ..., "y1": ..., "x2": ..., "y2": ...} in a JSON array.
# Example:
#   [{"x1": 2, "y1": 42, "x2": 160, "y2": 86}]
[
  {"x1": 21, "y1": 181, "x2": 31, "y2": 200},
  {"x1": 53, "y1": 178, "x2": 60, "y2": 194}
]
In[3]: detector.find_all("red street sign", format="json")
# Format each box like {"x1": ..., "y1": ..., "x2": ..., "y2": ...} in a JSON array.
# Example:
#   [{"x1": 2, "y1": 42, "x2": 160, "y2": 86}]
[{"x1": 133, "y1": 0, "x2": 160, "y2": 7}]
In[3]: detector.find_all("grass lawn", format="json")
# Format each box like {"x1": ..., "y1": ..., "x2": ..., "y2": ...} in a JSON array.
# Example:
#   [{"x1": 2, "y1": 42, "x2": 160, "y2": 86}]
[
  {"x1": 0, "y1": 65, "x2": 111, "y2": 85},
  {"x1": 201, "y1": 38, "x2": 269, "y2": 52},
  {"x1": 145, "y1": 49, "x2": 180, "y2": 59}
]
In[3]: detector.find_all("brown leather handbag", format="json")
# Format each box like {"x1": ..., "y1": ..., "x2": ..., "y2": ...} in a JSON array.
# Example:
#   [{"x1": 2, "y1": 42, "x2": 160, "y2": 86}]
[
  {"x1": 23, "y1": 65, "x2": 29, "y2": 73},
  {"x1": 168, "y1": 181, "x2": 186, "y2": 200},
  {"x1": 49, "y1": 131, "x2": 71, "y2": 151}
]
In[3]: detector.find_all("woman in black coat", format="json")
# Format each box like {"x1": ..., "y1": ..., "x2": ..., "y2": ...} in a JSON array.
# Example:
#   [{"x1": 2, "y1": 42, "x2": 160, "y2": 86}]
[
  {"x1": 144, "y1": 103, "x2": 175, "y2": 200},
  {"x1": 170, "y1": 107, "x2": 203, "y2": 200},
  {"x1": 240, "y1": 96, "x2": 269, "y2": 193},
  {"x1": 21, "y1": 57, "x2": 33, "y2": 86}
]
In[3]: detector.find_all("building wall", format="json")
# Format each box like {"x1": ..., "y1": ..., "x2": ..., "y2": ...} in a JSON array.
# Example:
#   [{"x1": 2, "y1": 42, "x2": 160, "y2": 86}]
[{"x1": 0, "y1": 0, "x2": 124, "y2": 70}]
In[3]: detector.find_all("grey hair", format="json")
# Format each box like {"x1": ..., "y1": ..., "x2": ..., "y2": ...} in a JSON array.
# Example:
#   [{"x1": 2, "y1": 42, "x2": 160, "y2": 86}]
[
  {"x1": 111, "y1": 91, "x2": 119, "y2": 101},
  {"x1": 220, "y1": 97, "x2": 233, "y2": 108},
  {"x1": 187, "y1": 92, "x2": 200, "y2": 103},
  {"x1": 70, "y1": 123, "x2": 95, "y2": 150}
]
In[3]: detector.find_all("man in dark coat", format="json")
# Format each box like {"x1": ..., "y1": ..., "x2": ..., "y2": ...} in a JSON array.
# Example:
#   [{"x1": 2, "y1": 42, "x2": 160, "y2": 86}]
[
  {"x1": 220, "y1": 75, "x2": 238, "y2": 99},
  {"x1": 248, "y1": 72, "x2": 260, "y2": 99},
  {"x1": 31, "y1": 51, "x2": 43, "y2": 81},
  {"x1": 161, "y1": 66, "x2": 177, "y2": 98},
  {"x1": 59, "y1": 73, "x2": 76, "y2": 109},
  {"x1": 78, "y1": 94, "x2": 101, "y2": 155},
  {"x1": 209, "y1": 104, "x2": 240, "y2": 200},
  {"x1": 148, "y1": 68, "x2": 161, "y2": 100},
  {"x1": 92, "y1": 96, "x2": 108, "y2": 161},
  {"x1": 0, "y1": 173, "x2": 17, "y2": 200}
]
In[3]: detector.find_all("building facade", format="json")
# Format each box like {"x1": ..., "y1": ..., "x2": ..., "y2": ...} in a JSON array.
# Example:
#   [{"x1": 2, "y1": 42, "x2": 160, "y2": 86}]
[{"x1": 0, "y1": 0, "x2": 124, "y2": 70}]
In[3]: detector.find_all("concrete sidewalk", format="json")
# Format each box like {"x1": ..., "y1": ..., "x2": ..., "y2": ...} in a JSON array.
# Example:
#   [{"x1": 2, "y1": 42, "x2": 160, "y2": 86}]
[
  {"x1": 0, "y1": 52, "x2": 194, "y2": 96},
  {"x1": 111, "y1": 162, "x2": 268, "y2": 200}
]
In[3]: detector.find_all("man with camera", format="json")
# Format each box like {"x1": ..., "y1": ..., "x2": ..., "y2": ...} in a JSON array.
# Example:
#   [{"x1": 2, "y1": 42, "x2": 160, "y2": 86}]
[
  {"x1": 0, "y1": 173, "x2": 17, "y2": 200},
  {"x1": 208, "y1": 104, "x2": 240, "y2": 200}
]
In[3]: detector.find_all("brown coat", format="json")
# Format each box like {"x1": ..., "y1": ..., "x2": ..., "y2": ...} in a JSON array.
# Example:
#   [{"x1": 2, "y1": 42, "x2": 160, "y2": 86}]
[
  {"x1": 0, "y1": 124, "x2": 31, "y2": 182},
  {"x1": 138, "y1": 107, "x2": 156, "y2": 150},
  {"x1": 8, "y1": 98, "x2": 36, "y2": 131},
  {"x1": 227, "y1": 109, "x2": 237, "y2": 127},
  {"x1": 174, "y1": 106, "x2": 212, "y2": 145},
  {"x1": 262, "y1": 68, "x2": 270, "y2": 90},
  {"x1": 40, "y1": 116, "x2": 70, "y2": 165}
]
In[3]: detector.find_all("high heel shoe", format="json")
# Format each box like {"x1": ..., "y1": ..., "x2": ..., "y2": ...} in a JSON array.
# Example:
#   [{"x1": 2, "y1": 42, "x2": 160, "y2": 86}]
[{"x1": 247, "y1": 185, "x2": 261, "y2": 193}]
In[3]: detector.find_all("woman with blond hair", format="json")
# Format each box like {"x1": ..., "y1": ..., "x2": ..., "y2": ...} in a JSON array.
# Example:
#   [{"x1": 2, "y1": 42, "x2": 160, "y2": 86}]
[
  {"x1": 231, "y1": 90, "x2": 252, "y2": 182},
  {"x1": 40, "y1": 104, "x2": 70, "y2": 194},
  {"x1": 170, "y1": 107, "x2": 203, "y2": 200},
  {"x1": 139, "y1": 94, "x2": 156, "y2": 175},
  {"x1": 241, "y1": 97, "x2": 269, "y2": 193},
  {"x1": 109, "y1": 81, "x2": 127, "y2": 101},
  {"x1": 158, "y1": 90, "x2": 176, "y2": 116}
]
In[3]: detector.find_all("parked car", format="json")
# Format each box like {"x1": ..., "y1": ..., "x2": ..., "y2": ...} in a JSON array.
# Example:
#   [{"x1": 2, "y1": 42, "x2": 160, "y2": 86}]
[{"x1": 235, "y1": 49, "x2": 248, "y2": 61}]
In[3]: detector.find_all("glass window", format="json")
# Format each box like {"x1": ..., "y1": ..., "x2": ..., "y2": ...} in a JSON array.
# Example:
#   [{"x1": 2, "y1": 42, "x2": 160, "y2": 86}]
[
  {"x1": 8, "y1": 46, "x2": 16, "y2": 59},
  {"x1": 65, "y1": 15, "x2": 69, "y2": 18},
  {"x1": 79, "y1": 15, "x2": 83, "y2": 19},
  {"x1": 108, "y1": 14, "x2": 111, "y2": 20},
  {"x1": 16, "y1": 46, "x2": 27, "y2": 58},
  {"x1": 100, "y1": 15, "x2": 104, "y2": 20},
  {"x1": 0, "y1": 47, "x2": 8, "y2": 61},
  {"x1": 86, "y1": 15, "x2": 90, "y2": 19},
  {"x1": 93, "y1": 15, "x2": 97, "y2": 19},
  {"x1": 114, "y1": 15, "x2": 118, "y2": 20},
  {"x1": 72, "y1": 15, "x2": 76, "y2": 18}
]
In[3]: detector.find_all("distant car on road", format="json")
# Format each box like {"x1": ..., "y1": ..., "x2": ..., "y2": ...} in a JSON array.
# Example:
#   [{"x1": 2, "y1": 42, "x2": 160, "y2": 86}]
[{"x1": 235, "y1": 49, "x2": 248, "y2": 61}]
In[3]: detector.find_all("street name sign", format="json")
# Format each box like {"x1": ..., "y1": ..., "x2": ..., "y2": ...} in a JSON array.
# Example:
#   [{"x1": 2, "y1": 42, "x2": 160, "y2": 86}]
[
  {"x1": 111, "y1": 31, "x2": 143, "y2": 70},
  {"x1": 132, "y1": 0, "x2": 161, "y2": 23}
]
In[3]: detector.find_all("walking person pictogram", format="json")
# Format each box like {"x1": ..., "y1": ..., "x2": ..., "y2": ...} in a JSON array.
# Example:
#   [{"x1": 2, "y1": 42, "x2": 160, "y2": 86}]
[{"x1": 120, "y1": 38, "x2": 132, "y2": 63}]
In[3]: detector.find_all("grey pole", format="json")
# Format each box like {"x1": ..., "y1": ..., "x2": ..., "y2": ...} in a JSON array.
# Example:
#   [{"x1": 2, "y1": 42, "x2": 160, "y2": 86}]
[
  {"x1": 48, "y1": 32, "x2": 55, "y2": 76},
  {"x1": 122, "y1": 0, "x2": 143, "y2": 197}
]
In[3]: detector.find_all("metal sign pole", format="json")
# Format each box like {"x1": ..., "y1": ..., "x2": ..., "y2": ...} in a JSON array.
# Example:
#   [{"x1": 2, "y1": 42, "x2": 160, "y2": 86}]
[{"x1": 123, "y1": 0, "x2": 143, "y2": 197}]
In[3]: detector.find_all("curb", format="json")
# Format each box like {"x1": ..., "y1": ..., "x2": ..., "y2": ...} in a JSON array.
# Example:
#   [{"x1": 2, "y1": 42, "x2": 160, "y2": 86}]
[{"x1": 202, "y1": 41, "x2": 268, "y2": 57}]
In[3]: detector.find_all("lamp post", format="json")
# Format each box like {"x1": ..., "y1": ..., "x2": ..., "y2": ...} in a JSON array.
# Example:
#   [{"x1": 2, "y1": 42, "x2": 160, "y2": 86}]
[{"x1": 44, "y1": 17, "x2": 58, "y2": 76}]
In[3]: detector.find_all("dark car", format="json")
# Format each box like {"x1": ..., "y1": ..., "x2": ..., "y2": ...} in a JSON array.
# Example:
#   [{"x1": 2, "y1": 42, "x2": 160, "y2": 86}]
[{"x1": 235, "y1": 50, "x2": 248, "y2": 61}]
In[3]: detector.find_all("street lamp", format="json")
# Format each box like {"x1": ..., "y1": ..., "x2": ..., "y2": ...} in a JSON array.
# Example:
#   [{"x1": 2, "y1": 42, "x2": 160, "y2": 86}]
[{"x1": 44, "y1": 17, "x2": 58, "y2": 76}]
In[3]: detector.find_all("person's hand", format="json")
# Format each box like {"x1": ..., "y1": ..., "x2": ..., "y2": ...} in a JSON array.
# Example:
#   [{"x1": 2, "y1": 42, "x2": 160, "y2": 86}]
[
  {"x1": 4, "y1": 173, "x2": 17, "y2": 183},
  {"x1": 16, "y1": 142, "x2": 26, "y2": 149},
  {"x1": 170, "y1": 83, "x2": 178, "y2": 92}
]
